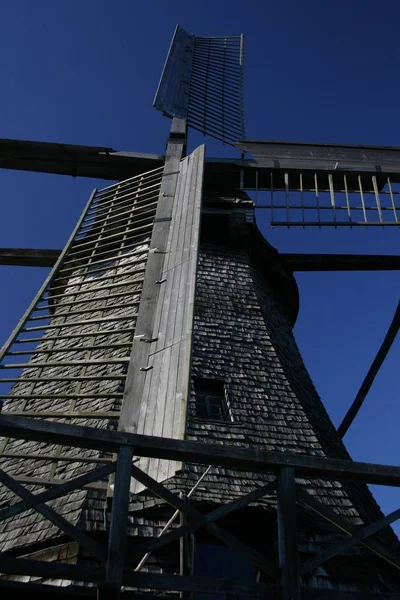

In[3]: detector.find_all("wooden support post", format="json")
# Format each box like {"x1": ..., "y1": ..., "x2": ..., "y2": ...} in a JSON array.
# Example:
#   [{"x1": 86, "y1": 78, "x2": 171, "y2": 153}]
[
  {"x1": 101, "y1": 445, "x2": 134, "y2": 598},
  {"x1": 179, "y1": 494, "x2": 192, "y2": 599},
  {"x1": 277, "y1": 467, "x2": 300, "y2": 600}
]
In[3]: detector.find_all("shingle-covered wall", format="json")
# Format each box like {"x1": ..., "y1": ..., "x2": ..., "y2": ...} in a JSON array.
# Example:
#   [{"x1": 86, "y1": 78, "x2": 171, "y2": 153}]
[{"x1": 0, "y1": 231, "x2": 398, "y2": 592}]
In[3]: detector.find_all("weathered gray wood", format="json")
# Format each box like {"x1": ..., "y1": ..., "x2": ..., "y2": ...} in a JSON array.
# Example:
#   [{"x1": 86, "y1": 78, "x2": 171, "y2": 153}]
[
  {"x1": 277, "y1": 468, "x2": 300, "y2": 600},
  {"x1": 105, "y1": 445, "x2": 134, "y2": 593},
  {"x1": 283, "y1": 253, "x2": 400, "y2": 272},
  {"x1": 236, "y1": 139, "x2": 400, "y2": 175},
  {"x1": 130, "y1": 462, "x2": 277, "y2": 578},
  {"x1": 126, "y1": 143, "x2": 205, "y2": 493},
  {"x1": 297, "y1": 488, "x2": 400, "y2": 571},
  {"x1": 153, "y1": 26, "x2": 194, "y2": 119},
  {"x1": 338, "y1": 300, "x2": 400, "y2": 438},
  {"x1": 0, "y1": 137, "x2": 163, "y2": 180},
  {"x1": 124, "y1": 568, "x2": 275, "y2": 597},
  {"x1": 300, "y1": 506, "x2": 400, "y2": 575},
  {"x1": 0, "y1": 461, "x2": 115, "y2": 522},
  {"x1": 0, "y1": 247, "x2": 60, "y2": 267},
  {"x1": 0, "y1": 555, "x2": 103, "y2": 583},
  {"x1": 0, "y1": 467, "x2": 107, "y2": 560},
  {"x1": 3, "y1": 415, "x2": 400, "y2": 488},
  {"x1": 129, "y1": 480, "x2": 276, "y2": 560},
  {"x1": 119, "y1": 118, "x2": 186, "y2": 495}
]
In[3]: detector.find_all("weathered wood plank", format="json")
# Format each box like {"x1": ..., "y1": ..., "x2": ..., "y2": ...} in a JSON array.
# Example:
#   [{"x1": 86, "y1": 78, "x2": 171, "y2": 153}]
[
  {"x1": 0, "y1": 555, "x2": 103, "y2": 583},
  {"x1": 2, "y1": 415, "x2": 400, "y2": 487},
  {"x1": 338, "y1": 300, "x2": 400, "y2": 438},
  {"x1": 129, "y1": 481, "x2": 276, "y2": 561},
  {"x1": 236, "y1": 139, "x2": 400, "y2": 175},
  {"x1": 124, "y1": 570, "x2": 274, "y2": 597},
  {"x1": 129, "y1": 144, "x2": 205, "y2": 491},
  {"x1": 283, "y1": 253, "x2": 400, "y2": 272},
  {"x1": 0, "y1": 248, "x2": 60, "y2": 267},
  {"x1": 0, "y1": 461, "x2": 115, "y2": 523},
  {"x1": 300, "y1": 506, "x2": 400, "y2": 575},
  {"x1": 297, "y1": 488, "x2": 400, "y2": 571},
  {"x1": 105, "y1": 445, "x2": 134, "y2": 591},
  {"x1": 130, "y1": 462, "x2": 277, "y2": 578},
  {"x1": 0, "y1": 467, "x2": 107, "y2": 560},
  {"x1": 277, "y1": 468, "x2": 300, "y2": 599}
]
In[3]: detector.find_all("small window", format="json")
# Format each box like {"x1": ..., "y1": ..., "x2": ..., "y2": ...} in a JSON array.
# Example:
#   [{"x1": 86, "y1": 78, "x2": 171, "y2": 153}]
[{"x1": 194, "y1": 379, "x2": 229, "y2": 421}]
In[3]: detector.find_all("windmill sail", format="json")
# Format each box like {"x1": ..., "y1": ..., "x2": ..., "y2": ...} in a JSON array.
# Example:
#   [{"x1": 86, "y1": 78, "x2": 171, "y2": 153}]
[{"x1": 154, "y1": 25, "x2": 245, "y2": 145}]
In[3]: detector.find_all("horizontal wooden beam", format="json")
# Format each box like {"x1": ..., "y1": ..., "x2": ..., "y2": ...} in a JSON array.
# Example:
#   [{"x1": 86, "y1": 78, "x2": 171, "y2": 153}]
[
  {"x1": 1, "y1": 415, "x2": 400, "y2": 487},
  {"x1": 304, "y1": 591, "x2": 400, "y2": 600},
  {"x1": 0, "y1": 555, "x2": 399, "y2": 598},
  {"x1": 0, "y1": 138, "x2": 164, "y2": 180},
  {"x1": 4, "y1": 249, "x2": 400, "y2": 274},
  {"x1": 0, "y1": 555, "x2": 274, "y2": 597},
  {"x1": 283, "y1": 254, "x2": 400, "y2": 272},
  {"x1": 236, "y1": 138, "x2": 400, "y2": 176},
  {"x1": 0, "y1": 247, "x2": 60, "y2": 267}
]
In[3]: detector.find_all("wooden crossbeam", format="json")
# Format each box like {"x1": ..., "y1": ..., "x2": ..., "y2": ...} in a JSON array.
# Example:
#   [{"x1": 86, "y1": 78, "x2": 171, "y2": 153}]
[
  {"x1": 338, "y1": 300, "x2": 400, "y2": 438},
  {"x1": 283, "y1": 253, "x2": 400, "y2": 272},
  {"x1": 0, "y1": 247, "x2": 60, "y2": 267},
  {"x1": 130, "y1": 462, "x2": 277, "y2": 578},
  {"x1": 132, "y1": 480, "x2": 276, "y2": 562},
  {"x1": 0, "y1": 138, "x2": 163, "y2": 180},
  {"x1": 297, "y1": 488, "x2": 400, "y2": 571},
  {"x1": 0, "y1": 467, "x2": 107, "y2": 561},
  {"x1": 300, "y1": 506, "x2": 400, "y2": 575},
  {"x1": 4, "y1": 250, "x2": 400, "y2": 273},
  {"x1": 2, "y1": 415, "x2": 400, "y2": 487},
  {"x1": 0, "y1": 462, "x2": 116, "y2": 522}
]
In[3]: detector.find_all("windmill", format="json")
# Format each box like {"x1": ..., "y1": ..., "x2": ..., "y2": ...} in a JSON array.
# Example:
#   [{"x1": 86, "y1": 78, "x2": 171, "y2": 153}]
[{"x1": 0, "y1": 23, "x2": 399, "y2": 600}]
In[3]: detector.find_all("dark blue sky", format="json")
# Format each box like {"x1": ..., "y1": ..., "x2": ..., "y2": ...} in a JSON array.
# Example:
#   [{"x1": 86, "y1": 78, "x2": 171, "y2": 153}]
[{"x1": 0, "y1": 1, "x2": 399, "y2": 530}]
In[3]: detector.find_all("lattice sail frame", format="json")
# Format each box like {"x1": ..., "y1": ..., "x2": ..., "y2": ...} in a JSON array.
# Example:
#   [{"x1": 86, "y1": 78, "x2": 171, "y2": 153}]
[
  {"x1": 154, "y1": 25, "x2": 245, "y2": 145},
  {"x1": 0, "y1": 166, "x2": 163, "y2": 476}
]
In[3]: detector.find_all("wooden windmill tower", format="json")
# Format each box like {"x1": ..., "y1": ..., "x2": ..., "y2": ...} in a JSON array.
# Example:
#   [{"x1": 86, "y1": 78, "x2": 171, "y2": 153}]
[{"x1": 0, "y1": 24, "x2": 399, "y2": 599}]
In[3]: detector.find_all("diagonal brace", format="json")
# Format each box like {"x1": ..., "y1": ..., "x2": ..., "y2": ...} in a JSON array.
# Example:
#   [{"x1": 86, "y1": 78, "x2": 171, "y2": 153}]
[
  {"x1": 297, "y1": 487, "x2": 400, "y2": 572},
  {"x1": 301, "y1": 506, "x2": 400, "y2": 575},
  {"x1": 0, "y1": 467, "x2": 107, "y2": 561},
  {"x1": 0, "y1": 461, "x2": 116, "y2": 523},
  {"x1": 131, "y1": 463, "x2": 277, "y2": 579},
  {"x1": 132, "y1": 480, "x2": 276, "y2": 562}
]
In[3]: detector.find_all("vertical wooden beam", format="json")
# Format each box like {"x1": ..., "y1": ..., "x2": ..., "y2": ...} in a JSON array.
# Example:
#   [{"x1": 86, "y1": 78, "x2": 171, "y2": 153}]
[
  {"x1": 179, "y1": 493, "x2": 192, "y2": 600},
  {"x1": 119, "y1": 117, "x2": 187, "y2": 437},
  {"x1": 102, "y1": 445, "x2": 134, "y2": 597},
  {"x1": 277, "y1": 467, "x2": 300, "y2": 600}
]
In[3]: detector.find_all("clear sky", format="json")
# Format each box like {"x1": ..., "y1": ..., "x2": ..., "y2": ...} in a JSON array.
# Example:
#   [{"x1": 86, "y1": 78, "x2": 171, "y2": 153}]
[{"x1": 0, "y1": 1, "x2": 399, "y2": 532}]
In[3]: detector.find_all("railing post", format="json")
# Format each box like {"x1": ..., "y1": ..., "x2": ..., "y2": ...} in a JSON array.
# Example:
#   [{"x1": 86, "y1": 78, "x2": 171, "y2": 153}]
[
  {"x1": 100, "y1": 444, "x2": 134, "y2": 598},
  {"x1": 277, "y1": 467, "x2": 300, "y2": 600}
]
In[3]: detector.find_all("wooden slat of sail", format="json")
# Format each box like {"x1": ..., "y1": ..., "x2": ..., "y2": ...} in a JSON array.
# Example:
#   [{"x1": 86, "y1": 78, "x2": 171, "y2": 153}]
[{"x1": 129, "y1": 145, "x2": 204, "y2": 492}]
